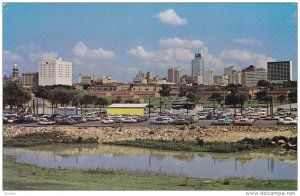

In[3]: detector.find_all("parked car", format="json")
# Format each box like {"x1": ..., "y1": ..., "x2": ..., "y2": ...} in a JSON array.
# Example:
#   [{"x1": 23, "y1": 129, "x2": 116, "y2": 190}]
[
  {"x1": 122, "y1": 117, "x2": 137, "y2": 123},
  {"x1": 233, "y1": 118, "x2": 255, "y2": 126},
  {"x1": 173, "y1": 118, "x2": 190, "y2": 125},
  {"x1": 150, "y1": 117, "x2": 174, "y2": 125},
  {"x1": 102, "y1": 118, "x2": 114, "y2": 124},
  {"x1": 136, "y1": 116, "x2": 148, "y2": 122},
  {"x1": 71, "y1": 115, "x2": 87, "y2": 123},
  {"x1": 211, "y1": 118, "x2": 232, "y2": 126},
  {"x1": 55, "y1": 118, "x2": 74, "y2": 125},
  {"x1": 14, "y1": 117, "x2": 34, "y2": 124},
  {"x1": 198, "y1": 114, "x2": 207, "y2": 120},
  {"x1": 85, "y1": 115, "x2": 100, "y2": 121},
  {"x1": 38, "y1": 120, "x2": 56, "y2": 125},
  {"x1": 278, "y1": 117, "x2": 297, "y2": 125}
]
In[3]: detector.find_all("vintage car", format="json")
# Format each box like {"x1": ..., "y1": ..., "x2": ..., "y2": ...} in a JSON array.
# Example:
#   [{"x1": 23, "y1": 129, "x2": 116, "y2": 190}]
[{"x1": 233, "y1": 118, "x2": 255, "y2": 126}]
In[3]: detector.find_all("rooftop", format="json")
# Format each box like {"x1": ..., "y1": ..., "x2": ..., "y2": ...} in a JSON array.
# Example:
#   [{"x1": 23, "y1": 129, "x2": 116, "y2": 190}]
[{"x1": 107, "y1": 104, "x2": 149, "y2": 108}]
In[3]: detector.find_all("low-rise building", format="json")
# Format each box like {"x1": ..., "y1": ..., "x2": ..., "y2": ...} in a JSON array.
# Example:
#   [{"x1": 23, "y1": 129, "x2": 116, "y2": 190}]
[
  {"x1": 241, "y1": 65, "x2": 267, "y2": 87},
  {"x1": 106, "y1": 103, "x2": 148, "y2": 115}
]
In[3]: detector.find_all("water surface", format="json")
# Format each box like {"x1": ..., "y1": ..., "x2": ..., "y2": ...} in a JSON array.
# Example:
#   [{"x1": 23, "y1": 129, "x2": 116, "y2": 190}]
[{"x1": 3, "y1": 144, "x2": 297, "y2": 180}]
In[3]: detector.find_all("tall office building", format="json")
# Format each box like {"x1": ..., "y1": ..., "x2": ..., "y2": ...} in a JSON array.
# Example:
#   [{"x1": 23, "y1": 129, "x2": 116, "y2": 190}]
[
  {"x1": 167, "y1": 67, "x2": 180, "y2": 84},
  {"x1": 191, "y1": 53, "x2": 204, "y2": 77},
  {"x1": 241, "y1": 65, "x2": 267, "y2": 87},
  {"x1": 38, "y1": 57, "x2": 72, "y2": 86},
  {"x1": 267, "y1": 61, "x2": 292, "y2": 82}
]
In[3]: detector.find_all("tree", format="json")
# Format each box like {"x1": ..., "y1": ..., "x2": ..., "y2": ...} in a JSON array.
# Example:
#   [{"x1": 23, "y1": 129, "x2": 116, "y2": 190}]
[
  {"x1": 257, "y1": 80, "x2": 271, "y2": 87},
  {"x1": 256, "y1": 91, "x2": 268, "y2": 102},
  {"x1": 48, "y1": 88, "x2": 74, "y2": 107},
  {"x1": 124, "y1": 99, "x2": 137, "y2": 103},
  {"x1": 283, "y1": 80, "x2": 297, "y2": 88},
  {"x1": 159, "y1": 84, "x2": 171, "y2": 97},
  {"x1": 237, "y1": 92, "x2": 249, "y2": 115},
  {"x1": 225, "y1": 94, "x2": 239, "y2": 116},
  {"x1": 277, "y1": 95, "x2": 286, "y2": 104},
  {"x1": 186, "y1": 92, "x2": 199, "y2": 103},
  {"x1": 288, "y1": 91, "x2": 297, "y2": 113},
  {"x1": 209, "y1": 93, "x2": 221, "y2": 117},
  {"x1": 80, "y1": 94, "x2": 96, "y2": 108},
  {"x1": 3, "y1": 82, "x2": 32, "y2": 112},
  {"x1": 225, "y1": 84, "x2": 238, "y2": 95},
  {"x1": 95, "y1": 97, "x2": 110, "y2": 113}
]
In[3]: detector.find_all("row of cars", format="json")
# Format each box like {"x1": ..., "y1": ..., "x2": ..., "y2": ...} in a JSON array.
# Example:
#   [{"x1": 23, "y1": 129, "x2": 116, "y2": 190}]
[
  {"x1": 150, "y1": 115, "x2": 199, "y2": 125},
  {"x1": 101, "y1": 115, "x2": 148, "y2": 124}
]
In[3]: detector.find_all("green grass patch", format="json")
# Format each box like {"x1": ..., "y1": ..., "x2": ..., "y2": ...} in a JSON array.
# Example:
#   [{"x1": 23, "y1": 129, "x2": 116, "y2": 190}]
[
  {"x1": 105, "y1": 136, "x2": 297, "y2": 153},
  {"x1": 3, "y1": 131, "x2": 98, "y2": 147},
  {"x1": 3, "y1": 157, "x2": 296, "y2": 190}
]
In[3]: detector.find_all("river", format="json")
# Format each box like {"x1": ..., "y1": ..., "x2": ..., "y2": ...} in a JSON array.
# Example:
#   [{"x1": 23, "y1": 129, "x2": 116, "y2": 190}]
[{"x1": 3, "y1": 144, "x2": 297, "y2": 180}]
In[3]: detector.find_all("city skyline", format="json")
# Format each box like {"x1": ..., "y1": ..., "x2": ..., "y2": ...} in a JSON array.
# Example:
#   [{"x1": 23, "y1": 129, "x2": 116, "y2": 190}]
[{"x1": 3, "y1": 3, "x2": 297, "y2": 83}]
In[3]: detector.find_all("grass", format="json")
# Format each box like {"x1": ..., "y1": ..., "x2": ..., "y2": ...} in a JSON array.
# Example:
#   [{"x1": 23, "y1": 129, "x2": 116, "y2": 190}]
[
  {"x1": 3, "y1": 157, "x2": 296, "y2": 190},
  {"x1": 3, "y1": 131, "x2": 98, "y2": 147},
  {"x1": 105, "y1": 136, "x2": 297, "y2": 153}
]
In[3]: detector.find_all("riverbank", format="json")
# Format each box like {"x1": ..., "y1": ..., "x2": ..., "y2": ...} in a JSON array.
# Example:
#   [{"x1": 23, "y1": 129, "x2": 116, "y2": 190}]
[
  {"x1": 3, "y1": 157, "x2": 296, "y2": 190},
  {"x1": 105, "y1": 136, "x2": 297, "y2": 153}
]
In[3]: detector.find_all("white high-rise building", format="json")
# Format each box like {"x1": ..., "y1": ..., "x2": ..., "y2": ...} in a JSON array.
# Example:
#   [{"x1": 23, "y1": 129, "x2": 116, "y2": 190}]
[{"x1": 38, "y1": 57, "x2": 72, "y2": 86}]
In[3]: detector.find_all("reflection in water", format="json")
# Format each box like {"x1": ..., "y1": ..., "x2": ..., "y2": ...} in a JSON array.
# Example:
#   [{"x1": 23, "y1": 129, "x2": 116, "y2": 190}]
[{"x1": 3, "y1": 144, "x2": 297, "y2": 180}]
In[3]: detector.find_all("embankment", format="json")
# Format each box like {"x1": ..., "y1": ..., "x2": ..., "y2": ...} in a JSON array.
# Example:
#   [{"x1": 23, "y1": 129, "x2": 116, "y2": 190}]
[{"x1": 3, "y1": 125, "x2": 297, "y2": 146}]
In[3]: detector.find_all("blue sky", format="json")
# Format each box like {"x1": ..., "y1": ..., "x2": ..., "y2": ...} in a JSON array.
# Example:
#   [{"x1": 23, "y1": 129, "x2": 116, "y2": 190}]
[{"x1": 3, "y1": 3, "x2": 297, "y2": 82}]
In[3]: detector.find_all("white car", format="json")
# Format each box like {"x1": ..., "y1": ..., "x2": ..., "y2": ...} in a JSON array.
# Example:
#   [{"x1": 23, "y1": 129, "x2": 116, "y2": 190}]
[
  {"x1": 38, "y1": 120, "x2": 56, "y2": 125},
  {"x1": 122, "y1": 117, "x2": 137, "y2": 123},
  {"x1": 85, "y1": 115, "x2": 100, "y2": 121},
  {"x1": 102, "y1": 118, "x2": 114, "y2": 124},
  {"x1": 280, "y1": 117, "x2": 297, "y2": 125}
]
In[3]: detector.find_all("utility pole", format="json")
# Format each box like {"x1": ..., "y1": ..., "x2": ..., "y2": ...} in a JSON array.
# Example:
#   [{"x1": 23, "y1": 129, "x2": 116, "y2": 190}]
[
  {"x1": 43, "y1": 98, "x2": 45, "y2": 114},
  {"x1": 159, "y1": 96, "x2": 162, "y2": 114},
  {"x1": 148, "y1": 97, "x2": 151, "y2": 119},
  {"x1": 36, "y1": 98, "x2": 39, "y2": 114}
]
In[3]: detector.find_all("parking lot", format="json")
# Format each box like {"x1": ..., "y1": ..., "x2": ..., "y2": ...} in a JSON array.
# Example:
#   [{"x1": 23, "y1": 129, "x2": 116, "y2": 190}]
[
  {"x1": 3, "y1": 103, "x2": 296, "y2": 127},
  {"x1": 4, "y1": 118, "x2": 279, "y2": 127}
]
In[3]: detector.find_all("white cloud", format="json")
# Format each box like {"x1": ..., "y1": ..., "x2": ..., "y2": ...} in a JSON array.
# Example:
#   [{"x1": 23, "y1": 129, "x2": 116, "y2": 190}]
[
  {"x1": 155, "y1": 9, "x2": 187, "y2": 25},
  {"x1": 234, "y1": 38, "x2": 261, "y2": 46},
  {"x1": 128, "y1": 37, "x2": 276, "y2": 76},
  {"x1": 159, "y1": 37, "x2": 204, "y2": 48},
  {"x1": 3, "y1": 50, "x2": 25, "y2": 63},
  {"x1": 29, "y1": 51, "x2": 59, "y2": 62},
  {"x1": 219, "y1": 50, "x2": 276, "y2": 68},
  {"x1": 128, "y1": 46, "x2": 193, "y2": 63},
  {"x1": 72, "y1": 41, "x2": 116, "y2": 59},
  {"x1": 128, "y1": 46, "x2": 152, "y2": 59}
]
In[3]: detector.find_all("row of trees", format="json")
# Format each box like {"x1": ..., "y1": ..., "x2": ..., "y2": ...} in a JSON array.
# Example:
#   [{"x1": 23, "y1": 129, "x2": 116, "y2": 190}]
[
  {"x1": 33, "y1": 86, "x2": 112, "y2": 113},
  {"x1": 3, "y1": 82, "x2": 32, "y2": 112}
]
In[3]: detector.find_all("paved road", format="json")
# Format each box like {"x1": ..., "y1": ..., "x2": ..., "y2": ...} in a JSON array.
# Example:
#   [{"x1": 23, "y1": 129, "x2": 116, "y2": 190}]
[{"x1": 5, "y1": 119, "x2": 280, "y2": 127}]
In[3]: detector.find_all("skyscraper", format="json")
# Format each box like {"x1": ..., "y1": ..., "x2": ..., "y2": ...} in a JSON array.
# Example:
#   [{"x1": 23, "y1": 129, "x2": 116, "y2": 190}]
[
  {"x1": 191, "y1": 53, "x2": 204, "y2": 77},
  {"x1": 267, "y1": 61, "x2": 292, "y2": 82},
  {"x1": 168, "y1": 67, "x2": 180, "y2": 84}
]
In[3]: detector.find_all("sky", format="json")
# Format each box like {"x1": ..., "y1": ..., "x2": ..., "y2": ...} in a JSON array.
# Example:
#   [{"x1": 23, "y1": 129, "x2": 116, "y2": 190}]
[{"x1": 3, "y1": 3, "x2": 297, "y2": 83}]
